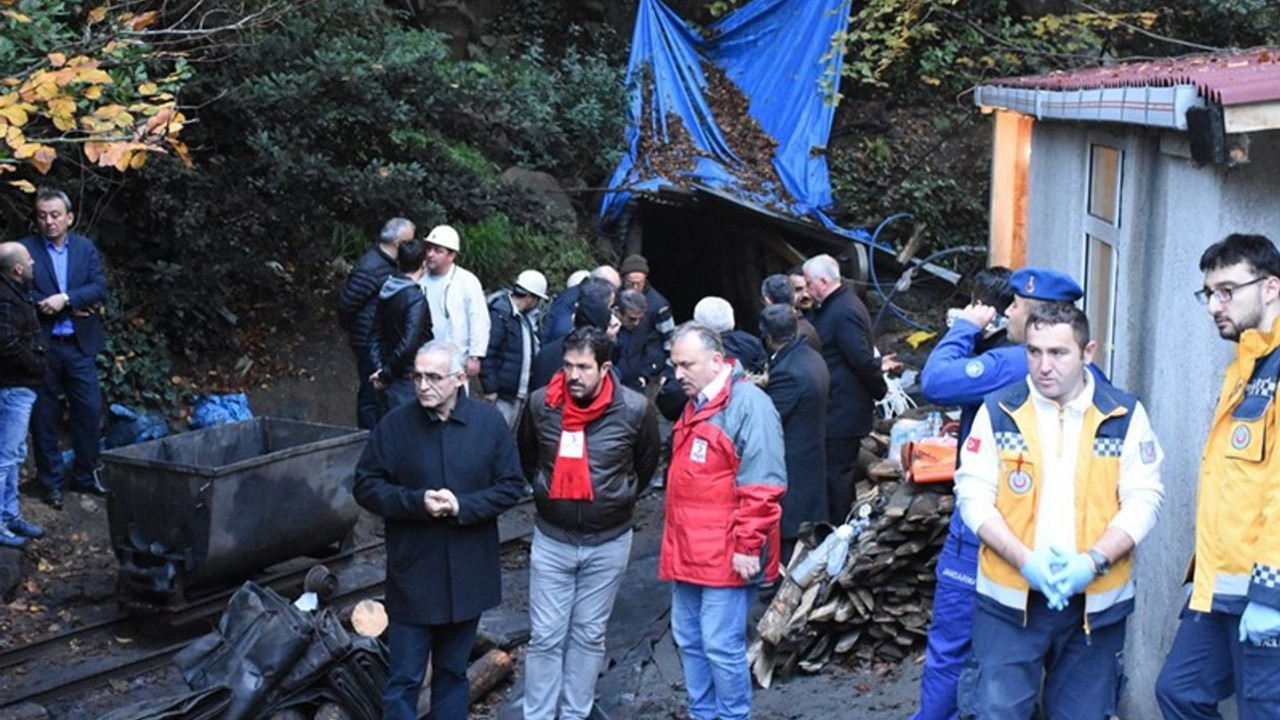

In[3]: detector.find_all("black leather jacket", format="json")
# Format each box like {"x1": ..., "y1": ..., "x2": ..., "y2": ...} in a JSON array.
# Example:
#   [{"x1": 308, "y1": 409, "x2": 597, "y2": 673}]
[
  {"x1": 369, "y1": 275, "x2": 433, "y2": 383},
  {"x1": 0, "y1": 275, "x2": 45, "y2": 387}
]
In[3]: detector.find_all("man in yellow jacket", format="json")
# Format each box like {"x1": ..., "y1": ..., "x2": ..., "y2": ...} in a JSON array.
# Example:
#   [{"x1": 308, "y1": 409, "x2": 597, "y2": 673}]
[
  {"x1": 1157, "y1": 233, "x2": 1280, "y2": 720},
  {"x1": 954, "y1": 301, "x2": 1165, "y2": 720}
]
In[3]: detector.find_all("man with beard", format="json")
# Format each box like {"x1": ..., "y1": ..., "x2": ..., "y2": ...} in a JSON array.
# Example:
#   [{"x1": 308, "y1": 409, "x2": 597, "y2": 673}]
[
  {"x1": 1157, "y1": 233, "x2": 1280, "y2": 720},
  {"x1": 518, "y1": 326, "x2": 659, "y2": 720}
]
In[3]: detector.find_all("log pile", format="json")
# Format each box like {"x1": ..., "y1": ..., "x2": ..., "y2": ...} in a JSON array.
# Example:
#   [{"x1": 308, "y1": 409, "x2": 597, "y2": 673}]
[{"x1": 749, "y1": 479, "x2": 953, "y2": 687}]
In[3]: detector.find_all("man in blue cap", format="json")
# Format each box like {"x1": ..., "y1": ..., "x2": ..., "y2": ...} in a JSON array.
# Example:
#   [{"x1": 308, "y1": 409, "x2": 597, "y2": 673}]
[{"x1": 911, "y1": 266, "x2": 1086, "y2": 720}]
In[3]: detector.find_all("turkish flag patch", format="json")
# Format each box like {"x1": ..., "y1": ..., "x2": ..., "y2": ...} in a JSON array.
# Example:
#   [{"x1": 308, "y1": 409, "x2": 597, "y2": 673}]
[{"x1": 965, "y1": 437, "x2": 982, "y2": 454}]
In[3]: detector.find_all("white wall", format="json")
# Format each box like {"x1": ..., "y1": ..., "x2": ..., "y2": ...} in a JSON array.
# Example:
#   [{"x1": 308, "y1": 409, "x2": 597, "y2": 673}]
[{"x1": 1016, "y1": 122, "x2": 1280, "y2": 718}]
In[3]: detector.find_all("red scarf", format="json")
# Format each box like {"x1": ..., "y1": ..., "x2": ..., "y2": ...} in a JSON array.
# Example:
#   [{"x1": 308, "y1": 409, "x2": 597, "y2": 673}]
[{"x1": 544, "y1": 370, "x2": 614, "y2": 501}]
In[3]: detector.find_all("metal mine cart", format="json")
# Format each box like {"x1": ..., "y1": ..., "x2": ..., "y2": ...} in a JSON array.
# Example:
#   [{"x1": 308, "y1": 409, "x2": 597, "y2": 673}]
[{"x1": 102, "y1": 418, "x2": 368, "y2": 612}]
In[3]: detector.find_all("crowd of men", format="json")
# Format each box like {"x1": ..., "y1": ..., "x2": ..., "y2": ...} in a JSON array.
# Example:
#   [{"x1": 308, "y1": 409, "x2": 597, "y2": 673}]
[{"x1": 4, "y1": 196, "x2": 1280, "y2": 720}]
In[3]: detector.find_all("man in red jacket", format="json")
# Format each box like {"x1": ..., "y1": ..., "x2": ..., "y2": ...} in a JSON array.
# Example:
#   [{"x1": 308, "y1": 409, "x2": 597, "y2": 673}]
[{"x1": 661, "y1": 322, "x2": 787, "y2": 720}]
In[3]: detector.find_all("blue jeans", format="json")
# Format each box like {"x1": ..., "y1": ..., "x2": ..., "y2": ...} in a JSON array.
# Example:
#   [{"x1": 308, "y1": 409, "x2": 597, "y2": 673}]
[
  {"x1": 1156, "y1": 605, "x2": 1280, "y2": 720},
  {"x1": 959, "y1": 595, "x2": 1125, "y2": 720},
  {"x1": 0, "y1": 387, "x2": 36, "y2": 523},
  {"x1": 524, "y1": 527, "x2": 632, "y2": 720},
  {"x1": 911, "y1": 516, "x2": 980, "y2": 720},
  {"x1": 32, "y1": 339, "x2": 102, "y2": 491},
  {"x1": 671, "y1": 582, "x2": 755, "y2": 720},
  {"x1": 383, "y1": 617, "x2": 479, "y2": 720}
]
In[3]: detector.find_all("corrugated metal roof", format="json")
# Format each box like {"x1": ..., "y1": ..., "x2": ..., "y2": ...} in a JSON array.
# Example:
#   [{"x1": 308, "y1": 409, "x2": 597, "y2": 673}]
[{"x1": 984, "y1": 48, "x2": 1280, "y2": 107}]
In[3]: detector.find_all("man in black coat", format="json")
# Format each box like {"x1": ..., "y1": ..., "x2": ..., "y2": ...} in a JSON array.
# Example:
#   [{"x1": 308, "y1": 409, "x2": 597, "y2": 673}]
[
  {"x1": 482, "y1": 269, "x2": 548, "y2": 430},
  {"x1": 339, "y1": 217, "x2": 412, "y2": 429},
  {"x1": 760, "y1": 304, "x2": 829, "y2": 564},
  {"x1": 0, "y1": 242, "x2": 46, "y2": 546},
  {"x1": 804, "y1": 254, "x2": 887, "y2": 524},
  {"x1": 354, "y1": 339, "x2": 526, "y2": 720},
  {"x1": 368, "y1": 239, "x2": 432, "y2": 417},
  {"x1": 19, "y1": 188, "x2": 109, "y2": 509}
]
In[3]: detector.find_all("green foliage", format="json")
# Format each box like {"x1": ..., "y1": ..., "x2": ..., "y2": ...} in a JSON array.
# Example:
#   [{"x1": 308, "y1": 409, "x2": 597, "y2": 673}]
[
  {"x1": 97, "y1": 268, "x2": 179, "y2": 411},
  {"x1": 87, "y1": 0, "x2": 622, "y2": 364},
  {"x1": 460, "y1": 213, "x2": 595, "y2": 290}
]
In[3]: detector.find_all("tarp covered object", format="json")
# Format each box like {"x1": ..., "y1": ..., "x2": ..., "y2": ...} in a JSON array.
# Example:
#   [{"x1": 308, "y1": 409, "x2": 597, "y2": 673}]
[{"x1": 600, "y1": 0, "x2": 861, "y2": 236}]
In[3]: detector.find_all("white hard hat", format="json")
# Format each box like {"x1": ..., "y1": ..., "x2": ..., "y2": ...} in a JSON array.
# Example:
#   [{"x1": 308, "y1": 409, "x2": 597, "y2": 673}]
[
  {"x1": 425, "y1": 225, "x2": 460, "y2": 252},
  {"x1": 565, "y1": 269, "x2": 590, "y2": 288},
  {"x1": 514, "y1": 269, "x2": 548, "y2": 299}
]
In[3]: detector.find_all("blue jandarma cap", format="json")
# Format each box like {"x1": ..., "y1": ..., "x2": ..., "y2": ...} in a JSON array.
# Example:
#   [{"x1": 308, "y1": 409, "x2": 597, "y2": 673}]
[{"x1": 1010, "y1": 268, "x2": 1084, "y2": 302}]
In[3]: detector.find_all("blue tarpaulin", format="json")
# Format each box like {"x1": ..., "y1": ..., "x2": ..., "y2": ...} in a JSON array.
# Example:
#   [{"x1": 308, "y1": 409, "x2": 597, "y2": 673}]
[{"x1": 600, "y1": 0, "x2": 869, "y2": 243}]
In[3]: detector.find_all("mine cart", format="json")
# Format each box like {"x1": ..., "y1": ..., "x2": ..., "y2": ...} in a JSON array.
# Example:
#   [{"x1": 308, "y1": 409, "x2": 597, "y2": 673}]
[{"x1": 102, "y1": 418, "x2": 368, "y2": 612}]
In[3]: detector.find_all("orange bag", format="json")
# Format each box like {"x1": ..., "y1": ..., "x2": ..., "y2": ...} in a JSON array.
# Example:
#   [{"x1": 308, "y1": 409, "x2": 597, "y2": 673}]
[{"x1": 900, "y1": 423, "x2": 960, "y2": 485}]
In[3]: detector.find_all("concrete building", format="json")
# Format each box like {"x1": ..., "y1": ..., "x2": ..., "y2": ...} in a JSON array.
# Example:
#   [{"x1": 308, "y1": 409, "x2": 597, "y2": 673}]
[{"x1": 974, "y1": 48, "x2": 1280, "y2": 717}]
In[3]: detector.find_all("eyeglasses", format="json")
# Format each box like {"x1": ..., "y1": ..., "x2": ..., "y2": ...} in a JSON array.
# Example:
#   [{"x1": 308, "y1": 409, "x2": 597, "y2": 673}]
[
  {"x1": 409, "y1": 371, "x2": 453, "y2": 386},
  {"x1": 1194, "y1": 276, "x2": 1268, "y2": 305}
]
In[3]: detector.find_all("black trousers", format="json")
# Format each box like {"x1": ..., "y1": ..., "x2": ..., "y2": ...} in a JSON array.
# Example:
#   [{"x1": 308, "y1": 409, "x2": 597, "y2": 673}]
[{"x1": 824, "y1": 436, "x2": 862, "y2": 525}]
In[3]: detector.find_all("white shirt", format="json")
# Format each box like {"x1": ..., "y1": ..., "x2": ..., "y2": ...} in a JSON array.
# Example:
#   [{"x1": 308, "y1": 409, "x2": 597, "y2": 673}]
[
  {"x1": 956, "y1": 373, "x2": 1165, "y2": 552},
  {"x1": 421, "y1": 264, "x2": 491, "y2": 360}
]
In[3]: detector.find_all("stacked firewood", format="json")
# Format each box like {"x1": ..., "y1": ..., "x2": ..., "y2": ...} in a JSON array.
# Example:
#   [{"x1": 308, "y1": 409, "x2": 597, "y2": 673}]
[{"x1": 749, "y1": 478, "x2": 953, "y2": 687}]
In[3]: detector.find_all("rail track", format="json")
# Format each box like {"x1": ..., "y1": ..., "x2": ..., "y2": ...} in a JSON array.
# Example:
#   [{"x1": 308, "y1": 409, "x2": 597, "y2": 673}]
[{"x1": 0, "y1": 497, "x2": 537, "y2": 712}]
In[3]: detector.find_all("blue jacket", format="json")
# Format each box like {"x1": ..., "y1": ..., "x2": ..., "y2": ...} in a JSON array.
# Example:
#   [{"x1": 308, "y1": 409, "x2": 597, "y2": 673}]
[
  {"x1": 19, "y1": 232, "x2": 108, "y2": 356},
  {"x1": 920, "y1": 320, "x2": 1025, "y2": 444},
  {"x1": 482, "y1": 291, "x2": 536, "y2": 399},
  {"x1": 540, "y1": 285, "x2": 579, "y2": 346}
]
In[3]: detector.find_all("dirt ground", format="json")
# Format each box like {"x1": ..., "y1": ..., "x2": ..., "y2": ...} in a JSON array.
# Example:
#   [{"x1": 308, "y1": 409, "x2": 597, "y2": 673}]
[{"x1": 0, "y1": 286, "x2": 947, "y2": 719}]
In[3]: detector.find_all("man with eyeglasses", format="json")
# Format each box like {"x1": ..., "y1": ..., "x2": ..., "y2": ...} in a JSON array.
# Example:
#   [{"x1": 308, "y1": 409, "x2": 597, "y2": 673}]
[
  {"x1": 1157, "y1": 233, "x2": 1280, "y2": 720},
  {"x1": 354, "y1": 339, "x2": 526, "y2": 720}
]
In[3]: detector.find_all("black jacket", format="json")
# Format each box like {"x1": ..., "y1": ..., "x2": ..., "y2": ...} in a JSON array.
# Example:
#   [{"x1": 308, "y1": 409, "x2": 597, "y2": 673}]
[
  {"x1": 353, "y1": 396, "x2": 526, "y2": 624},
  {"x1": 721, "y1": 329, "x2": 767, "y2": 374},
  {"x1": 369, "y1": 275, "x2": 433, "y2": 383},
  {"x1": 19, "y1": 233, "x2": 108, "y2": 357},
  {"x1": 481, "y1": 292, "x2": 536, "y2": 399},
  {"x1": 812, "y1": 285, "x2": 886, "y2": 438},
  {"x1": 765, "y1": 337, "x2": 830, "y2": 539},
  {"x1": 614, "y1": 314, "x2": 665, "y2": 390},
  {"x1": 338, "y1": 245, "x2": 396, "y2": 347},
  {"x1": 519, "y1": 380, "x2": 659, "y2": 545},
  {"x1": 0, "y1": 274, "x2": 45, "y2": 387}
]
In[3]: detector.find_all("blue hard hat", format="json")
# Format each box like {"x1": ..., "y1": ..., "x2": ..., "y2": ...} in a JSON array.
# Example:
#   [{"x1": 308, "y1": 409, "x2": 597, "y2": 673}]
[{"x1": 1010, "y1": 268, "x2": 1084, "y2": 302}]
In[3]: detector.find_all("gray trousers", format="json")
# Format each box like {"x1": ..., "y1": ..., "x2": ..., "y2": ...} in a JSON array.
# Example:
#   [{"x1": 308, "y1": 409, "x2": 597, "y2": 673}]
[
  {"x1": 523, "y1": 526, "x2": 633, "y2": 720},
  {"x1": 494, "y1": 396, "x2": 526, "y2": 432}
]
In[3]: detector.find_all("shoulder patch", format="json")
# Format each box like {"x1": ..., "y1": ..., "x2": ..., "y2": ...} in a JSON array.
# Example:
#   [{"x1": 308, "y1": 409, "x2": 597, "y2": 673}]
[{"x1": 965, "y1": 359, "x2": 985, "y2": 378}]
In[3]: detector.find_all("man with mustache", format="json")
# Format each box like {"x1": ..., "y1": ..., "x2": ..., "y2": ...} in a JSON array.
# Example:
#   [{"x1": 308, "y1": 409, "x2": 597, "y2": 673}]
[{"x1": 518, "y1": 326, "x2": 659, "y2": 720}]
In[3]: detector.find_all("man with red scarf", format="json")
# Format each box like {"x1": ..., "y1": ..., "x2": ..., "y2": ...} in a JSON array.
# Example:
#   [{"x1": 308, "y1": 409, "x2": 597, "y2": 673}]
[
  {"x1": 518, "y1": 326, "x2": 660, "y2": 720},
  {"x1": 662, "y1": 322, "x2": 787, "y2": 720}
]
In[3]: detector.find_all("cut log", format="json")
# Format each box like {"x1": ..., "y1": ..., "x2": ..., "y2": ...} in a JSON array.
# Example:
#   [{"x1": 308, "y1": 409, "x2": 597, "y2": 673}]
[{"x1": 349, "y1": 599, "x2": 388, "y2": 638}]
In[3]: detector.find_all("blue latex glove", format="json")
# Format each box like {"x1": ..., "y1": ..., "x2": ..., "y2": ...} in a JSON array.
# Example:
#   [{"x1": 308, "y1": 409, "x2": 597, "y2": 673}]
[
  {"x1": 1239, "y1": 601, "x2": 1280, "y2": 645},
  {"x1": 1020, "y1": 548, "x2": 1068, "y2": 611},
  {"x1": 1048, "y1": 547, "x2": 1097, "y2": 600}
]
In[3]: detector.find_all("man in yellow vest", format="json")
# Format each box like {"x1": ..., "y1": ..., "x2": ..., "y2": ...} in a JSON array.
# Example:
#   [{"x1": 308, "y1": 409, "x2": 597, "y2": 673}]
[
  {"x1": 1157, "y1": 233, "x2": 1280, "y2": 720},
  {"x1": 954, "y1": 301, "x2": 1165, "y2": 720}
]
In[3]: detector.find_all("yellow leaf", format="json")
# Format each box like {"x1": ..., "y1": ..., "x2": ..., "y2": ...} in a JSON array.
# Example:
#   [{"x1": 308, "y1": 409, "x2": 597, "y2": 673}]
[
  {"x1": 84, "y1": 141, "x2": 104, "y2": 163},
  {"x1": 13, "y1": 140, "x2": 39, "y2": 159},
  {"x1": 138, "y1": 82, "x2": 158, "y2": 95},
  {"x1": 51, "y1": 113, "x2": 76, "y2": 132},
  {"x1": 8, "y1": 179, "x2": 35, "y2": 193},
  {"x1": 5, "y1": 125, "x2": 25, "y2": 151},
  {"x1": 129, "y1": 150, "x2": 147, "y2": 169},
  {"x1": 47, "y1": 52, "x2": 67, "y2": 68},
  {"x1": 74, "y1": 69, "x2": 114, "y2": 86},
  {"x1": 1, "y1": 9, "x2": 31, "y2": 23},
  {"x1": 0, "y1": 105, "x2": 27, "y2": 126},
  {"x1": 83, "y1": 85, "x2": 102, "y2": 100},
  {"x1": 113, "y1": 148, "x2": 133, "y2": 172},
  {"x1": 167, "y1": 138, "x2": 193, "y2": 167},
  {"x1": 31, "y1": 145, "x2": 56, "y2": 174},
  {"x1": 87, "y1": 5, "x2": 108, "y2": 24}
]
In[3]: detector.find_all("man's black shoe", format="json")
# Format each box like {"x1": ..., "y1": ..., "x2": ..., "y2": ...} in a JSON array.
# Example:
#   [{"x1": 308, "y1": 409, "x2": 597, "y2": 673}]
[
  {"x1": 70, "y1": 478, "x2": 108, "y2": 497},
  {"x1": 44, "y1": 488, "x2": 64, "y2": 509}
]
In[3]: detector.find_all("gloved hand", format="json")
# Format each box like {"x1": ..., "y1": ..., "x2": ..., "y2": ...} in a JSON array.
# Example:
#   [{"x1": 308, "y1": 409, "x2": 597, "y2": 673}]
[
  {"x1": 1048, "y1": 547, "x2": 1097, "y2": 600},
  {"x1": 1020, "y1": 548, "x2": 1067, "y2": 611},
  {"x1": 1239, "y1": 601, "x2": 1280, "y2": 645}
]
